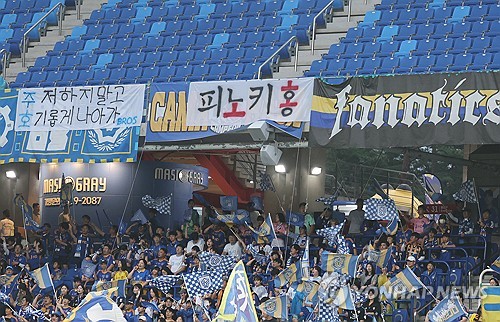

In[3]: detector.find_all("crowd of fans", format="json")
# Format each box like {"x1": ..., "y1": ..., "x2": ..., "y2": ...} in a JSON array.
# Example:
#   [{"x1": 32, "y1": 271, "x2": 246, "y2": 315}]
[{"x1": 0, "y1": 197, "x2": 498, "y2": 322}]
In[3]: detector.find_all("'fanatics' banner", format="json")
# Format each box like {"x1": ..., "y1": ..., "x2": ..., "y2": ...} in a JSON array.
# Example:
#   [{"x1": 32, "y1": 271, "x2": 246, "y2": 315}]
[{"x1": 310, "y1": 72, "x2": 500, "y2": 148}]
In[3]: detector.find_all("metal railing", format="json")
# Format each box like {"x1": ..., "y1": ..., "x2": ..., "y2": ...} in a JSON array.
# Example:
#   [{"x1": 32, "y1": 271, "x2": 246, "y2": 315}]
[
  {"x1": 257, "y1": 35, "x2": 299, "y2": 79},
  {"x1": 0, "y1": 49, "x2": 7, "y2": 78},
  {"x1": 76, "y1": 0, "x2": 82, "y2": 20},
  {"x1": 311, "y1": 0, "x2": 335, "y2": 54},
  {"x1": 22, "y1": 2, "x2": 65, "y2": 67}
]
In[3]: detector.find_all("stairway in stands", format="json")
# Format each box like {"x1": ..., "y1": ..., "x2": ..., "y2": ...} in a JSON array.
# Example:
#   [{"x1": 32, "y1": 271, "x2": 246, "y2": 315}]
[
  {"x1": 4, "y1": 0, "x2": 101, "y2": 83},
  {"x1": 274, "y1": 0, "x2": 377, "y2": 78}
]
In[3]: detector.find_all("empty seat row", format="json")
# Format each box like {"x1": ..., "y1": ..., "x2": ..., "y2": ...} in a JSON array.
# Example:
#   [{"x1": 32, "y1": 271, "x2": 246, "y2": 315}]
[
  {"x1": 376, "y1": 0, "x2": 497, "y2": 10},
  {"x1": 305, "y1": 52, "x2": 500, "y2": 77}
]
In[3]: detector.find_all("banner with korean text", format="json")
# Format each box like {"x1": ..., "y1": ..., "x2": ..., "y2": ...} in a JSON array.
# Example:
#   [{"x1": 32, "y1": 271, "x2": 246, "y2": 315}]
[
  {"x1": 186, "y1": 78, "x2": 313, "y2": 126},
  {"x1": 146, "y1": 82, "x2": 304, "y2": 142},
  {"x1": 0, "y1": 89, "x2": 139, "y2": 164},
  {"x1": 310, "y1": 72, "x2": 500, "y2": 148},
  {"x1": 15, "y1": 84, "x2": 146, "y2": 131}
]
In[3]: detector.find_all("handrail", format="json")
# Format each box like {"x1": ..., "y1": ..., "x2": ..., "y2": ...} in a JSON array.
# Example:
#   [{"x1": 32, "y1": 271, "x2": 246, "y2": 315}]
[
  {"x1": 76, "y1": 0, "x2": 82, "y2": 20},
  {"x1": 0, "y1": 49, "x2": 7, "y2": 78},
  {"x1": 467, "y1": 253, "x2": 498, "y2": 308},
  {"x1": 22, "y1": 2, "x2": 65, "y2": 67},
  {"x1": 257, "y1": 35, "x2": 298, "y2": 79},
  {"x1": 349, "y1": 0, "x2": 353, "y2": 22},
  {"x1": 311, "y1": 0, "x2": 335, "y2": 54}
]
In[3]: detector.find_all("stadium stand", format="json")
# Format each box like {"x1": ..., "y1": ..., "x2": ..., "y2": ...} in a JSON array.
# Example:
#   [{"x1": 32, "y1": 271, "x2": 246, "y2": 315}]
[
  {"x1": 305, "y1": 0, "x2": 500, "y2": 77},
  {"x1": 12, "y1": 0, "x2": 344, "y2": 88}
]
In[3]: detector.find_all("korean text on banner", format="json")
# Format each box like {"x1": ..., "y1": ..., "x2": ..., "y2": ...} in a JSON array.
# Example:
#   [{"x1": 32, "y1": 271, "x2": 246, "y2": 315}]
[
  {"x1": 186, "y1": 78, "x2": 313, "y2": 126},
  {"x1": 16, "y1": 84, "x2": 146, "y2": 131}
]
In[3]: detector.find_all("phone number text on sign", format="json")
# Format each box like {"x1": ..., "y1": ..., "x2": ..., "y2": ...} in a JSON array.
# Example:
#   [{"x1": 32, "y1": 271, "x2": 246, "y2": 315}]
[
  {"x1": 44, "y1": 196, "x2": 102, "y2": 207},
  {"x1": 186, "y1": 78, "x2": 313, "y2": 126}
]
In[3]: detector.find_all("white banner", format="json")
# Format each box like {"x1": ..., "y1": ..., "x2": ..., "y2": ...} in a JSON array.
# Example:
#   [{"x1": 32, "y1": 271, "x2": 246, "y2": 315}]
[
  {"x1": 15, "y1": 84, "x2": 146, "y2": 131},
  {"x1": 186, "y1": 78, "x2": 313, "y2": 126}
]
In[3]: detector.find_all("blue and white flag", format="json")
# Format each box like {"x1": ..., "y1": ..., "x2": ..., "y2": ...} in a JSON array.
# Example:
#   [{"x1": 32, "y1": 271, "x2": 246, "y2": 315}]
[
  {"x1": 250, "y1": 195, "x2": 264, "y2": 211},
  {"x1": 259, "y1": 172, "x2": 275, "y2": 192},
  {"x1": 301, "y1": 238, "x2": 310, "y2": 278},
  {"x1": 142, "y1": 194, "x2": 172, "y2": 215},
  {"x1": 220, "y1": 196, "x2": 238, "y2": 212},
  {"x1": 428, "y1": 295, "x2": 468, "y2": 322},
  {"x1": 130, "y1": 209, "x2": 148, "y2": 224},
  {"x1": 198, "y1": 252, "x2": 236, "y2": 272},
  {"x1": 80, "y1": 259, "x2": 97, "y2": 279},
  {"x1": 316, "y1": 195, "x2": 337, "y2": 206},
  {"x1": 92, "y1": 279, "x2": 127, "y2": 298},
  {"x1": 29, "y1": 263, "x2": 54, "y2": 290},
  {"x1": 259, "y1": 295, "x2": 288, "y2": 320},
  {"x1": 25, "y1": 305, "x2": 49, "y2": 321},
  {"x1": 286, "y1": 210, "x2": 305, "y2": 227},
  {"x1": 0, "y1": 290, "x2": 9, "y2": 303},
  {"x1": 365, "y1": 198, "x2": 398, "y2": 221},
  {"x1": 248, "y1": 247, "x2": 268, "y2": 265},
  {"x1": 453, "y1": 180, "x2": 478, "y2": 203},
  {"x1": 65, "y1": 290, "x2": 126, "y2": 322},
  {"x1": 14, "y1": 194, "x2": 42, "y2": 232},
  {"x1": 149, "y1": 275, "x2": 181, "y2": 295},
  {"x1": 333, "y1": 286, "x2": 355, "y2": 310},
  {"x1": 183, "y1": 270, "x2": 225, "y2": 297},
  {"x1": 316, "y1": 223, "x2": 344, "y2": 247},
  {"x1": 376, "y1": 215, "x2": 399, "y2": 236}
]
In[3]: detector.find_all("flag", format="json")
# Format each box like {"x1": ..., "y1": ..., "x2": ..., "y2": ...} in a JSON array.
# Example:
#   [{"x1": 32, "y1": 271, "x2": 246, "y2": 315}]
[
  {"x1": 319, "y1": 296, "x2": 339, "y2": 321},
  {"x1": 336, "y1": 234, "x2": 350, "y2": 254},
  {"x1": 26, "y1": 305, "x2": 49, "y2": 321},
  {"x1": 130, "y1": 209, "x2": 148, "y2": 224},
  {"x1": 428, "y1": 295, "x2": 468, "y2": 322},
  {"x1": 296, "y1": 280, "x2": 319, "y2": 303},
  {"x1": 247, "y1": 214, "x2": 276, "y2": 244},
  {"x1": 274, "y1": 262, "x2": 302, "y2": 288},
  {"x1": 183, "y1": 270, "x2": 225, "y2": 297},
  {"x1": 142, "y1": 194, "x2": 172, "y2": 215},
  {"x1": 301, "y1": 238, "x2": 310, "y2": 278},
  {"x1": 118, "y1": 221, "x2": 127, "y2": 235},
  {"x1": 453, "y1": 180, "x2": 478, "y2": 203},
  {"x1": 286, "y1": 211, "x2": 305, "y2": 227},
  {"x1": 367, "y1": 245, "x2": 394, "y2": 269},
  {"x1": 14, "y1": 194, "x2": 42, "y2": 232},
  {"x1": 481, "y1": 286, "x2": 500, "y2": 322},
  {"x1": 29, "y1": 263, "x2": 54, "y2": 290},
  {"x1": 212, "y1": 212, "x2": 250, "y2": 226},
  {"x1": 259, "y1": 295, "x2": 288, "y2": 320},
  {"x1": 214, "y1": 261, "x2": 258, "y2": 322},
  {"x1": 0, "y1": 290, "x2": 9, "y2": 304},
  {"x1": 250, "y1": 196, "x2": 263, "y2": 211},
  {"x1": 316, "y1": 223, "x2": 344, "y2": 247},
  {"x1": 92, "y1": 279, "x2": 126, "y2": 298},
  {"x1": 141, "y1": 301, "x2": 160, "y2": 312},
  {"x1": 220, "y1": 196, "x2": 238, "y2": 212},
  {"x1": 382, "y1": 267, "x2": 426, "y2": 299},
  {"x1": 321, "y1": 252, "x2": 358, "y2": 277},
  {"x1": 149, "y1": 275, "x2": 181, "y2": 295},
  {"x1": 193, "y1": 193, "x2": 211, "y2": 207},
  {"x1": 64, "y1": 289, "x2": 126, "y2": 322},
  {"x1": 248, "y1": 247, "x2": 268, "y2": 265},
  {"x1": 365, "y1": 198, "x2": 399, "y2": 220},
  {"x1": 491, "y1": 255, "x2": 500, "y2": 274},
  {"x1": 316, "y1": 195, "x2": 337, "y2": 206},
  {"x1": 80, "y1": 259, "x2": 97, "y2": 278},
  {"x1": 198, "y1": 252, "x2": 236, "y2": 272},
  {"x1": 333, "y1": 286, "x2": 355, "y2": 310},
  {"x1": 0, "y1": 274, "x2": 19, "y2": 294},
  {"x1": 376, "y1": 215, "x2": 399, "y2": 236},
  {"x1": 60, "y1": 173, "x2": 73, "y2": 207},
  {"x1": 373, "y1": 178, "x2": 390, "y2": 199},
  {"x1": 259, "y1": 172, "x2": 275, "y2": 192}
]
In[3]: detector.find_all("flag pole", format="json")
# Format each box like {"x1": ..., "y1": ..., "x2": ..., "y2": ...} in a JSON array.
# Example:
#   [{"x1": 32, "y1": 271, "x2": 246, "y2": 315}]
[
  {"x1": 348, "y1": 285, "x2": 360, "y2": 322},
  {"x1": 472, "y1": 178, "x2": 482, "y2": 220},
  {"x1": 20, "y1": 201, "x2": 29, "y2": 254}
]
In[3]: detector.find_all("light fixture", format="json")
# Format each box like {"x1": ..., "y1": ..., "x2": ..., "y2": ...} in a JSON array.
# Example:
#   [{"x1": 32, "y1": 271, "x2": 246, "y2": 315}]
[
  {"x1": 275, "y1": 164, "x2": 286, "y2": 173},
  {"x1": 311, "y1": 167, "x2": 322, "y2": 175},
  {"x1": 249, "y1": 180, "x2": 254, "y2": 184},
  {"x1": 5, "y1": 170, "x2": 16, "y2": 179}
]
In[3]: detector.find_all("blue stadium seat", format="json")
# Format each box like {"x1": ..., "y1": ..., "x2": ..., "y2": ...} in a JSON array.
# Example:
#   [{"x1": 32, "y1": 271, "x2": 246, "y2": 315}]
[
  {"x1": 434, "y1": 37, "x2": 454, "y2": 54},
  {"x1": 396, "y1": 55, "x2": 418, "y2": 73},
  {"x1": 431, "y1": 54, "x2": 453, "y2": 71},
  {"x1": 449, "y1": 53, "x2": 473, "y2": 71},
  {"x1": 95, "y1": 53, "x2": 113, "y2": 69},
  {"x1": 277, "y1": 15, "x2": 298, "y2": 31},
  {"x1": 377, "y1": 56, "x2": 399, "y2": 73},
  {"x1": 395, "y1": 40, "x2": 417, "y2": 57},
  {"x1": 359, "y1": 57, "x2": 381, "y2": 74},
  {"x1": 449, "y1": 37, "x2": 472, "y2": 54},
  {"x1": 378, "y1": 25, "x2": 399, "y2": 42},
  {"x1": 393, "y1": 309, "x2": 409, "y2": 322},
  {"x1": 131, "y1": 6, "x2": 151, "y2": 23},
  {"x1": 449, "y1": 6, "x2": 470, "y2": 23}
]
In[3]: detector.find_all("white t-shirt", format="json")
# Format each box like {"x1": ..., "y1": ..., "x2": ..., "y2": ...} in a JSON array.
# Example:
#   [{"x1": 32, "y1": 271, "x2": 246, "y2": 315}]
[
  {"x1": 186, "y1": 239, "x2": 205, "y2": 253},
  {"x1": 169, "y1": 254, "x2": 185, "y2": 273},
  {"x1": 223, "y1": 242, "x2": 243, "y2": 259}
]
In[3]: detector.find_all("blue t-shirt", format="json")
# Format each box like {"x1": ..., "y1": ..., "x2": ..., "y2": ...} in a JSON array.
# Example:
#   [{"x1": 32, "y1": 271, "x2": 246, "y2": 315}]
[
  {"x1": 96, "y1": 270, "x2": 112, "y2": 282},
  {"x1": 131, "y1": 269, "x2": 151, "y2": 281}
]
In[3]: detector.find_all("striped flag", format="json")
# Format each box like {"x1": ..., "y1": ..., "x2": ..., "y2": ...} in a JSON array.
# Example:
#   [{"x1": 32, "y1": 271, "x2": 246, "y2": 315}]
[
  {"x1": 295, "y1": 280, "x2": 319, "y2": 303},
  {"x1": 301, "y1": 238, "x2": 310, "y2": 278},
  {"x1": 428, "y1": 295, "x2": 468, "y2": 322},
  {"x1": 381, "y1": 267, "x2": 426, "y2": 299},
  {"x1": 376, "y1": 215, "x2": 399, "y2": 236},
  {"x1": 321, "y1": 252, "x2": 358, "y2": 277},
  {"x1": 274, "y1": 262, "x2": 302, "y2": 288},
  {"x1": 29, "y1": 263, "x2": 54, "y2": 290},
  {"x1": 91, "y1": 279, "x2": 126, "y2": 298},
  {"x1": 259, "y1": 295, "x2": 288, "y2": 320},
  {"x1": 481, "y1": 286, "x2": 500, "y2": 322},
  {"x1": 333, "y1": 286, "x2": 355, "y2": 310},
  {"x1": 491, "y1": 255, "x2": 500, "y2": 274},
  {"x1": 246, "y1": 214, "x2": 276, "y2": 244}
]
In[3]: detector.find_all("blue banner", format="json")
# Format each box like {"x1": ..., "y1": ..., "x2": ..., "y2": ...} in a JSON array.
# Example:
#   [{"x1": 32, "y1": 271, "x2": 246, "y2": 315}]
[
  {"x1": 0, "y1": 89, "x2": 139, "y2": 164},
  {"x1": 146, "y1": 83, "x2": 304, "y2": 142}
]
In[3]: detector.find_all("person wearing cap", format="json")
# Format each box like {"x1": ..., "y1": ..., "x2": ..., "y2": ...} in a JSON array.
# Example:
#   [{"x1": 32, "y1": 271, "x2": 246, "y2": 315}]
[
  {"x1": 405, "y1": 255, "x2": 421, "y2": 276},
  {"x1": 135, "y1": 302, "x2": 152, "y2": 322},
  {"x1": 123, "y1": 300, "x2": 135, "y2": 321}
]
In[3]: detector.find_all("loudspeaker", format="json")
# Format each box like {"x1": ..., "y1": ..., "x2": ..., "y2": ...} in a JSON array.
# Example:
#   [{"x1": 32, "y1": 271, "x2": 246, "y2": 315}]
[
  {"x1": 248, "y1": 121, "x2": 270, "y2": 141},
  {"x1": 260, "y1": 145, "x2": 282, "y2": 165}
]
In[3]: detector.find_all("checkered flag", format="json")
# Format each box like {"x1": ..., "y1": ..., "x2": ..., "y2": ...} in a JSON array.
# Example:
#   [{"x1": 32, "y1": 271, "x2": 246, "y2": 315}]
[
  {"x1": 336, "y1": 234, "x2": 350, "y2": 254},
  {"x1": 364, "y1": 198, "x2": 398, "y2": 221},
  {"x1": 259, "y1": 172, "x2": 275, "y2": 192},
  {"x1": 149, "y1": 275, "x2": 181, "y2": 294},
  {"x1": 319, "y1": 297, "x2": 341, "y2": 322},
  {"x1": 317, "y1": 223, "x2": 344, "y2": 247},
  {"x1": 453, "y1": 180, "x2": 478, "y2": 203},
  {"x1": 198, "y1": 252, "x2": 236, "y2": 272},
  {"x1": 0, "y1": 291, "x2": 8, "y2": 304},
  {"x1": 142, "y1": 194, "x2": 172, "y2": 215},
  {"x1": 316, "y1": 195, "x2": 337, "y2": 207},
  {"x1": 183, "y1": 270, "x2": 225, "y2": 297},
  {"x1": 248, "y1": 246, "x2": 269, "y2": 265}
]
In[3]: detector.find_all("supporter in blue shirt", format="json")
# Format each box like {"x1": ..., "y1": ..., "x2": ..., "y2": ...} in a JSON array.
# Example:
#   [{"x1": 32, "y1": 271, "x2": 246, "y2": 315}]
[
  {"x1": 54, "y1": 222, "x2": 77, "y2": 264},
  {"x1": 9, "y1": 244, "x2": 27, "y2": 273},
  {"x1": 93, "y1": 244, "x2": 115, "y2": 271},
  {"x1": 150, "y1": 248, "x2": 169, "y2": 271},
  {"x1": 177, "y1": 300, "x2": 195, "y2": 322},
  {"x1": 95, "y1": 260, "x2": 112, "y2": 282},
  {"x1": 165, "y1": 231, "x2": 179, "y2": 256},
  {"x1": 150, "y1": 234, "x2": 165, "y2": 259},
  {"x1": 420, "y1": 262, "x2": 438, "y2": 289},
  {"x1": 128, "y1": 259, "x2": 150, "y2": 282}
]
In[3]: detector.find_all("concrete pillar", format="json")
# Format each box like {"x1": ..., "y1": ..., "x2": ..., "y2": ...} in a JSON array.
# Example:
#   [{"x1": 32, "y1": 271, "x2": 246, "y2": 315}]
[{"x1": 264, "y1": 147, "x2": 326, "y2": 215}]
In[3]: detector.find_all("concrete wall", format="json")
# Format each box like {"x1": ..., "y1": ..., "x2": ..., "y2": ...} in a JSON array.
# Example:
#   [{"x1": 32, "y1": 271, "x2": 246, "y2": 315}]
[
  {"x1": 264, "y1": 147, "x2": 326, "y2": 214},
  {"x1": 0, "y1": 163, "x2": 40, "y2": 226}
]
